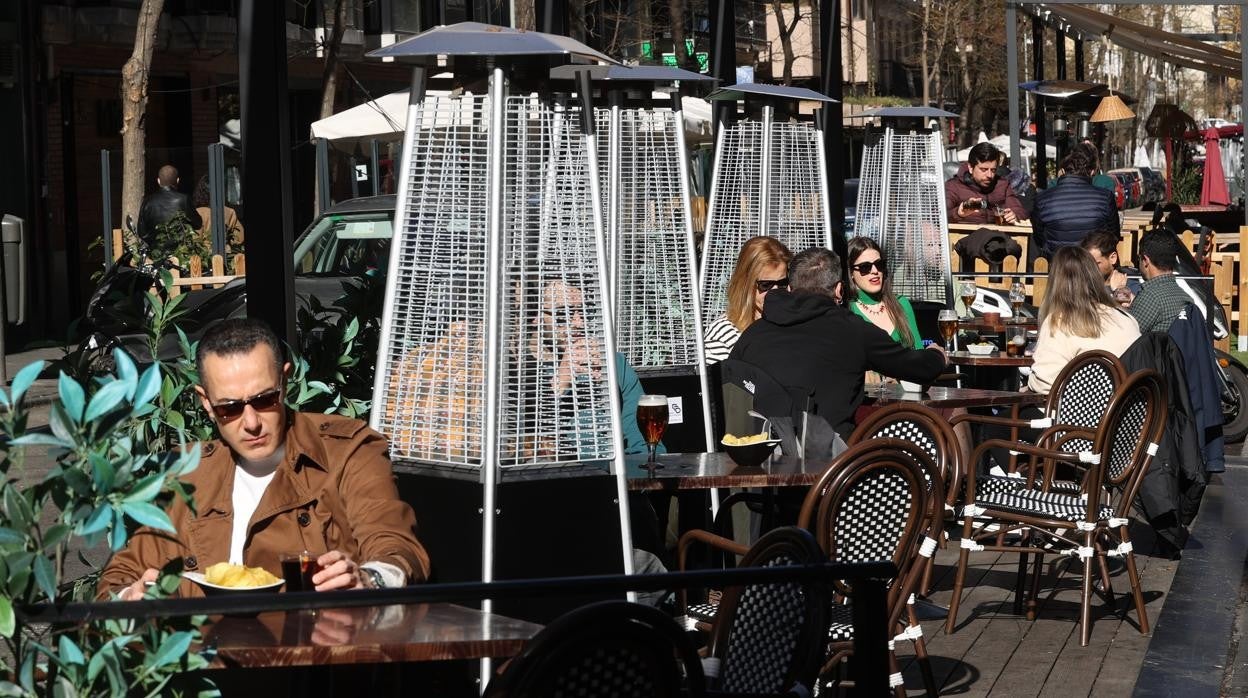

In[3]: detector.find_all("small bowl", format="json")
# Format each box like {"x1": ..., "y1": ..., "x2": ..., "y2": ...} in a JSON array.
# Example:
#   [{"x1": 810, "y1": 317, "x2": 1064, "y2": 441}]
[
  {"x1": 721, "y1": 439, "x2": 781, "y2": 468},
  {"x1": 967, "y1": 343, "x2": 996, "y2": 356},
  {"x1": 183, "y1": 571, "x2": 284, "y2": 596}
]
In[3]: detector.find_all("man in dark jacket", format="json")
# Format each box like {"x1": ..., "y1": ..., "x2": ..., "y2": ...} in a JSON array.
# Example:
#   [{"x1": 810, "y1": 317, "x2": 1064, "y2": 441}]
[
  {"x1": 1031, "y1": 146, "x2": 1119, "y2": 259},
  {"x1": 136, "y1": 165, "x2": 203, "y2": 248},
  {"x1": 945, "y1": 143, "x2": 1027, "y2": 225},
  {"x1": 729, "y1": 247, "x2": 948, "y2": 439}
]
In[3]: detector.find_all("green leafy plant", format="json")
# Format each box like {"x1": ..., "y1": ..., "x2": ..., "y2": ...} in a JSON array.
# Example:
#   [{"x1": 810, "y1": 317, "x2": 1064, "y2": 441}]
[
  {"x1": 0, "y1": 352, "x2": 217, "y2": 697},
  {"x1": 292, "y1": 273, "x2": 384, "y2": 419}
]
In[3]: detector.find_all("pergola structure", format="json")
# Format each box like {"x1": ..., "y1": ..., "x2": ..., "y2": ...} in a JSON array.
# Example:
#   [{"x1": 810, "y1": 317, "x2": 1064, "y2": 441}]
[{"x1": 1004, "y1": 0, "x2": 1248, "y2": 224}]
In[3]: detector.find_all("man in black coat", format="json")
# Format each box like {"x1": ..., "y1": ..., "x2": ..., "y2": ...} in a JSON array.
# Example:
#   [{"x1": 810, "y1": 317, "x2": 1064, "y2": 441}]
[
  {"x1": 1031, "y1": 146, "x2": 1119, "y2": 260},
  {"x1": 136, "y1": 164, "x2": 203, "y2": 248},
  {"x1": 729, "y1": 247, "x2": 948, "y2": 439}
]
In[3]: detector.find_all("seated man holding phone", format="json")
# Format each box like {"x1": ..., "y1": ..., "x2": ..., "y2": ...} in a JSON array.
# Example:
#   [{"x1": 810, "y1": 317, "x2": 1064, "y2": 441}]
[
  {"x1": 100, "y1": 318, "x2": 430, "y2": 599},
  {"x1": 945, "y1": 142, "x2": 1027, "y2": 225}
]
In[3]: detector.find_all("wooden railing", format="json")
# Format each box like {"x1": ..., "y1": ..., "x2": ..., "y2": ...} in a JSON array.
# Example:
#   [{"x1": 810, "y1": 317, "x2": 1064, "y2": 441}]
[{"x1": 111, "y1": 228, "x2": 246, "y2": 298}]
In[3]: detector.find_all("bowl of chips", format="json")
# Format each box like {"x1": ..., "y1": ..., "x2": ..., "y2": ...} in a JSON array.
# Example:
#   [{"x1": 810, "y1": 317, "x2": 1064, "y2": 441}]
[
  {"x1": 185, "y1": 562, "x2": 284, "y2": 595},
  {"x1": 721, "y1": 432, "x2": 781, "y2": 468}
]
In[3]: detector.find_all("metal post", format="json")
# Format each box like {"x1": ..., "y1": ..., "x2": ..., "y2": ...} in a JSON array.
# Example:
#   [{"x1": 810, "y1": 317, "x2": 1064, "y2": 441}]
[
  {"x1": 370, "y1": 139, "x2": 382, "y2": 196},
  {"x1": 1033, "y1": 14, "x2": 1048, "y2": 191},
  {"x1": 239, "y1": 0, "x2": 297, "y2": 345},
  {"x1": 821, "y1": 0, "x2": 845, "y2": 263},
  {"x1": 315, "y1": 137, "x2": 332, "y2": 215},
  {"x1": 1007, "y1": 3, "x2": 1022, "y2": 169},
  {"x1": 850, "y1": 576, "x2": 890, "y2": 696},
  {"x1": 100, "y1": 150, "x2": 113, "y2": 267},
  {"x1": 607, "y1": 90, "x2": 622, "y2": 301},
  {"x1": 208, "y1": 143, "x2": 227, "y2": 256},
  {"x1": 482, "y1": 65, "x2": 505, "y2": 611},
  {"x1": 710, "y1": 0, "x2": 736, "y2": 136},
  {"x1": 1074, "y1": 37, "x2": 1084, "y2": 80},
  {"x1": 536, "y1": 0, "x2": 567, "y2": 35},
  {"x1": 1055, "y1": 29, "x2": 1066, "y2": 79},
  {"x1": 758, "y1": 103, "x2": 774, "y2": 237},
  {"x1": 349, "y1": 155, "x2": 361, "y2": 199}
]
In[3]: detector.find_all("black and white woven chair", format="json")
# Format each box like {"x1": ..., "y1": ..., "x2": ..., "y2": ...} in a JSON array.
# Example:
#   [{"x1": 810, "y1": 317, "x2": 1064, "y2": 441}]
[
  {"x1": 796, "y1": 439, "x2": 940, "y2": 698},
  {"x1": 684, "y1": 526, "x2": 831, "y2": 696},
  {"x1": 950, "y1": 349, "x2": 1127, "y2": 500},
  {"x1": 483, "y1": 601, "x2": 705, "y2": 698},
  {"x1": 946, "y1": 369, "x2": 1166, "y2": 646}
]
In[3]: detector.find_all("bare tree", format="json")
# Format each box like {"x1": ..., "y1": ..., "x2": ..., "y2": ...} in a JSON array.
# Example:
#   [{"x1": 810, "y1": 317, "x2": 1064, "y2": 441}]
[
  {"x1": 319, "y1": 0, "x2": 348, "y2": 122},
  {"x1": 119, "y1": 0, "x2": 165, "y2": 238},
  {"x1": 671, "y1": 0, "x2": 691, "y2": 68},
  {"x1": 915, "y1": 0, "x2": 950, "y2": 109},
  {"x1": 769, "y1": 0, "x2": 808, "y2": 85}
]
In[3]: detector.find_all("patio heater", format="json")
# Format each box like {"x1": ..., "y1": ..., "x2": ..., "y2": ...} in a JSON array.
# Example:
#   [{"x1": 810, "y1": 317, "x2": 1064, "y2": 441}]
[
  {"x1": 698, "y1": 83, "x2": 838, "y2": 321},
  {"x1": 550, "y1": 64, "x2": 717, "y2": 453},
  {"x1": 366, "y1": 23, "x2": 631, "y2": 623},
  {"x1": 853, "y1": 107, "x2": 959, "y2": 307}
]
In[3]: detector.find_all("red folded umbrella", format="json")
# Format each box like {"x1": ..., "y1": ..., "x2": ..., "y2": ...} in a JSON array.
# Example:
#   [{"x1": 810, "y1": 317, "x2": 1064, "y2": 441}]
[{"x1": 1201, "y1": 126, "x2": 1231, "y2": 207}]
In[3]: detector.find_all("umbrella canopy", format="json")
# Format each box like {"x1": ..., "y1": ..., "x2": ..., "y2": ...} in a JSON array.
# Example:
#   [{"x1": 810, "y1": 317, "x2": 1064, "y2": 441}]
[
  {"x1": 367, "y1": 22, "x2": 618, "y2": 64},
  {"x1": 707, "y1": 83, "x2": 837, "y2": 103},
  {"x1": 1201, "y1": 127, "x2": 1231, "y2": 207}
]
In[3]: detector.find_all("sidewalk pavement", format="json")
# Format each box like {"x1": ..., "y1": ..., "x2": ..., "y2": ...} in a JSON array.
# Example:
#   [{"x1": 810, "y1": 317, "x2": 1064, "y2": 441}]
[{"x1": 4, "y1": 345, "x2": 71, "y2": 406}]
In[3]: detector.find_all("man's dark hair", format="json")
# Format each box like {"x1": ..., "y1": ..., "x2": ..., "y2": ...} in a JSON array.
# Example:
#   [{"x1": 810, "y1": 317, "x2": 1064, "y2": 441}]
[
  {"x1": 192, "y1": 175, "x2": 211, "y2": 208},
  {"x1": 967, "y1": 142, "x2": 1000, "y2": 167},
  {"x1": 1080, "y1": 229, "x2": 1122, "y2": 259},
  {"x1": 1060, "y1": 147, "x2": 1096, "y2": 177},
  {"x1": 196, "y1": 318, "x2": 285, "y2": 384},
  {"x1": 1138, "y1": 231, "x2": 1178, "y2": 272},
  {"x1": 157, "y1": 165, "x2": 179, "y2": 189},
  {"x1": 788, "y1": 247, "x2": 842, "y2": 297}
]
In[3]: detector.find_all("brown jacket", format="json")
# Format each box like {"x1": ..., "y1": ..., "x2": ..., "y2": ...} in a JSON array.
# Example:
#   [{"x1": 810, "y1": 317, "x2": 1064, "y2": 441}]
[
  {"x1": 98, "y1": 413, "x2": 430, "y2": 598},
  {"x1": 944, "y1": 163, "x2": 1027, "y2": 224}
]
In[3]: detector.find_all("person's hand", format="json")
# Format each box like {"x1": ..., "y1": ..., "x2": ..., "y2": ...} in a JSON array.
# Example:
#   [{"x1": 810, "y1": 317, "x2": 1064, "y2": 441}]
[
  {"x1": 119, "y1": 568, "x2": 160, "y2": 601},
  {"x1": 1002, "y1": 208, "x2": 1018, "y2": 223},
  {"x1": 958, "y1": 197, "x2": 983, "y2": 218},
  {"x1": 313, "y1": 550, "x2": 362, "y2": 591},
  {"x1": 1109, "y1": 269, "x2": 1129, "y2": 292},
  {"x1": 311, "y1": 608, "x2": 359, "y2": 646},
  {"x1": 1112, "y1": 286, "x2": 1135, "y2": 309}
]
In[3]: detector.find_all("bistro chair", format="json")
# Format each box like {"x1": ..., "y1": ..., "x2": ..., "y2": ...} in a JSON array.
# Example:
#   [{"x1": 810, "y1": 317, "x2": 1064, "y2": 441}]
[
  {"x1": 950, "y1": 349, "x2": 1127, "y2": 501},
  {"x1": 797, "y1": 440, "x2": 941, "y2": 698},
  {"x1": 483, "y1": 601, "x2": 705, "y2": 698},
  {"x1": 848, "y1": 403, "x2": 963, "y2": 597},
  {"x1": 945, "y1": 370, "x2": 1166, "y2": 646}
]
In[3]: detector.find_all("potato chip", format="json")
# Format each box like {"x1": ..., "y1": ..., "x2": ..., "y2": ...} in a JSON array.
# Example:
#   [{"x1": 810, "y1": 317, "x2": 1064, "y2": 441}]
[{"x1": 203, "y1": 562, "x2": 280, "y2": 587}]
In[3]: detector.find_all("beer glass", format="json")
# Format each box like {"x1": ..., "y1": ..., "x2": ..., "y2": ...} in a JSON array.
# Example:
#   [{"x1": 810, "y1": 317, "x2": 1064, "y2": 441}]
[
  {"x1": 937, "y1": 309, "x2": 959, "y2": 351},
  {"x1": 637, "y1": 395, "x2": 669, "y2": 471},
  {"x1": 959, "y1": 281, "x2": 977, "y2": 320},
  {"x1": 1009, "y1": 282, "x2": 1026, "y2": 323}
]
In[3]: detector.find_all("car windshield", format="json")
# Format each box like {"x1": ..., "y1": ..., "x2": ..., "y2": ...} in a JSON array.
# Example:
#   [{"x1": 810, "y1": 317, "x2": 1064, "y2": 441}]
[{"x1": 294, "y1": 212, "x2": 393, "y2": 277}]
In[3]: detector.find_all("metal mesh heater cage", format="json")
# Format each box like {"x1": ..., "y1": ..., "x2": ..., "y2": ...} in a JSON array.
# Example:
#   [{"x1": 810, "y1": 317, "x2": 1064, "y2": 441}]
[
  {"x1": 595, "y1": 105, "x2": 705, "y2": 372},
  {"x1": 855, "y1": 127, "x2": 953, "y2": 305},
  {"x1": 700, "y1": 115, "x2": 832, "y2": 321},
  {"x1": 374, "y1": 82, "x2": 621, "y2": 473}
]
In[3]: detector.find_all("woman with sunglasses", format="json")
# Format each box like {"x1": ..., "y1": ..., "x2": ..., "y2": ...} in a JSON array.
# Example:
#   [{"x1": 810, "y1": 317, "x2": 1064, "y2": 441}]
[
  {"x1": 846, "y1": 237, "x2": 922, "y2": 349},
  {"x1": 704, "y1": 236, "x2": 793, "y2": 364}
]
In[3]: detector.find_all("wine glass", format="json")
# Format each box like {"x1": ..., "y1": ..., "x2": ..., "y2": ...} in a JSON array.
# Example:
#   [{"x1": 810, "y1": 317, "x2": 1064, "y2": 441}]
[
  {"x1": 959, "y1": 281, "x2": 977, "y2": 320},
  {"x1": 636, "y1": 395, "x2": 668, "y2": 472},
  {"x1": 937, "y1": 309, "x2": 959, "y2": 352},
  {"x1": 1008, "y1": 282, "x2": 1027, "y2": 323}
]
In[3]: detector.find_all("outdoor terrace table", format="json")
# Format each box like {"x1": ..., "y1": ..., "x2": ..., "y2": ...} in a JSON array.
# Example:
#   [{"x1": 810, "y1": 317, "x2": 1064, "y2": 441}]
[
  {"x1": 625, "y1": 452, "x2": 824, "y2": 491},
  {"x1": 864, "y1": 383, "x2": 1041, "y2": 408},
  {"x1": 945, "y1": 351, "x2": 1035, "y2": 369},
  {"x1": 205, "y1": 602, "x2": 542, "y2": 668}
]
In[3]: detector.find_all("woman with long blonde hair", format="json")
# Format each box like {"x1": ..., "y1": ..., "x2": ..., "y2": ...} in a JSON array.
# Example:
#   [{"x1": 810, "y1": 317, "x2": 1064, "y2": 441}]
[
  {"x1": 703, "y1": 236, "x2": 793, "y2": 363},
  {"x1": 1029, "y1": 245, "x2": 1140, "y2": 393}
]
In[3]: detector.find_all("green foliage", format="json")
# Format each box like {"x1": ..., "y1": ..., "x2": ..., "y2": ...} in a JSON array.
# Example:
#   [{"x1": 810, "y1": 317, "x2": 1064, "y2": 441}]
[
  {"x1": 144, "y1": 212, "x2": 209, "y2": 266},
  {"x1": 291, "y1": 272, "x2": 384, "y2": 419},
  {"x1": 0, "y1": 351, "x2": 217, "y2": 696},
  {"x1": 1171, "y1": 161, "x2": 1203, "y2": 205}
]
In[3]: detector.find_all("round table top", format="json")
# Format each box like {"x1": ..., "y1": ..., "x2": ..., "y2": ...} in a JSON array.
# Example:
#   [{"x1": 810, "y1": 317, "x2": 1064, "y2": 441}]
[
  {"x1": 946, "y1": 350, "x2": 1034, "y2": 367},
  {"x1": 958, "y1": 318, "x2": 1038, "y2": 333}
]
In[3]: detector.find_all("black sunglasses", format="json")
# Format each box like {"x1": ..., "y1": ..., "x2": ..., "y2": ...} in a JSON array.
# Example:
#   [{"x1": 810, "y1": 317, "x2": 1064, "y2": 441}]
[
  {"x1": 851, "y1": 260, "x2": 887, "y2": 275},
  {"x1": 755, "y1": 278, "x2": 789, "y2": 293},
  {"x1": 210, "y1": 387, "x2": 283, "y2": 423}
]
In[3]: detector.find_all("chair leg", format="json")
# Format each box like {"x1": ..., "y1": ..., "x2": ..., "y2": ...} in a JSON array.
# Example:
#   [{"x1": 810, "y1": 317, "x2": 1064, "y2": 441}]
[
  {"x1": 1096, "y1": 547, "x2": 1116, "y2": 607},
  {"x1": 1026, "y1": 550, "x2": 1044, "y2": 621},
  {"x1": 1013, "y1": 530, "x2": 1030, "y2": 616},
  {"x1": 888, "y1": 649, "x2": 907, "y2": 698},
  {"x1": 1080, "y1": 531, "x2": 1095, "y2": 647},
  {"x1": 945, "y1": 516, "x2": 976, "y2": 635},
  {"x1": 904, "y1": 604, "x2": 939, "y2": 698},
  {"x1": 1121, "y1": 528, "x2": 1150, "y2": 635}
]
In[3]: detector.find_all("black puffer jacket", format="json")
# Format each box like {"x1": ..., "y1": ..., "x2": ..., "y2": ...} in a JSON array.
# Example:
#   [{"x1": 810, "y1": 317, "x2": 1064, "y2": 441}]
[
  {"x1": 1031, "y1": 175, "x2": 1119, "y2": 259},
  {"x1": 136, "y1": 187, "x2": 203, "y2": 247}
]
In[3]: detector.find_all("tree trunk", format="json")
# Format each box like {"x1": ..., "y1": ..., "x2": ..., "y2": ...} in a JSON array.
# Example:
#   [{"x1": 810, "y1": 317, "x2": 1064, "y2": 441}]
[
  {"x1": 770, "y1": 0, "x2": 801, "y2": 85},
  {"x1": 316, "y1": 0, "x2": 347, "y2": 214},
  {"x1": 515, "y1": 0, "x2": 536, "y2": 30},
  {"x1": 919, "y1": 0, "x2": 930, "y2": 107},
  {"x1": 119, "y1": 0, "x2": 165, "y2": 240},
  {"x1": 671, "y1": 0, "x2": 690, "y2": 69}
]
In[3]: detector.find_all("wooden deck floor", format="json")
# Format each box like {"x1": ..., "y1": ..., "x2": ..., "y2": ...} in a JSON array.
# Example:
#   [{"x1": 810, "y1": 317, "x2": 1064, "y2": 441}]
[{"x1": 890, "y1": 518, "x2": 1182, "y2": 697}]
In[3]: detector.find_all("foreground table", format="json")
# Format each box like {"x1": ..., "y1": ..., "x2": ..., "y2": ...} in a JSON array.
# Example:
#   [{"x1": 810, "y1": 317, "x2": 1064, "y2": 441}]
[
  {"x1": 945, "y1": 351, "x2": 1035, "y2": 368},
  {"x1": 205, "y1": 602, "x2": 543, "y2": 669}
]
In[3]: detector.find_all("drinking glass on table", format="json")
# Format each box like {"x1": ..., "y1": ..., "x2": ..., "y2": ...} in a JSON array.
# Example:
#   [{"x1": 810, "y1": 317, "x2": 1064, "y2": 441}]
[
  {"x1": 959, "y1": 281, "x2": 977, "y2": 319},
  {"x1": 994, "y1": 206, "x2": 1007, "y2": 226},
  {"x1": 937, "y1": 309, "x2": 959, "y2": 352},
  {"x1": 1008, "y1": 282, "x2": 1026, "y2": 323},
  {"x1": 636, "y1": 395, "x2": 668, "y2": 472}
]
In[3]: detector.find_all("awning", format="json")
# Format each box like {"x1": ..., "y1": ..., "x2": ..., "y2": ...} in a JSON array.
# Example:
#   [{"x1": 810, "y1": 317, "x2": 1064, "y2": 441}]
[{"x1": 1036, "y1": 3, "x2": 1240, "y2": 78}]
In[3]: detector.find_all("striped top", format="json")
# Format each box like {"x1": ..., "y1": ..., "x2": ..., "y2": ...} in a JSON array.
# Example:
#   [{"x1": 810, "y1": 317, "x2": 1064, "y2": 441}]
[{"x1": 703, "y1": 316, "x2": 742, "y2": 364}]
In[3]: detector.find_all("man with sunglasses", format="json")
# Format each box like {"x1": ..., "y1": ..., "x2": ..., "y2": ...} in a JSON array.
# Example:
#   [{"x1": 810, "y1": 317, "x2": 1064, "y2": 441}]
[
  {"x1": 101, "y1": 318, "x2": 429, "y2": 599},
  {"x1": 944, "y1": 142, "x2": 1026, "y2": 225}
]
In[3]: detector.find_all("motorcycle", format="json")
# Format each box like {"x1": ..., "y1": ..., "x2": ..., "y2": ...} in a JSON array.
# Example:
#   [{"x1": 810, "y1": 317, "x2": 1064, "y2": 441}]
[{"x1": 78, "y1": 218, "x2": 247, "y2": 370}]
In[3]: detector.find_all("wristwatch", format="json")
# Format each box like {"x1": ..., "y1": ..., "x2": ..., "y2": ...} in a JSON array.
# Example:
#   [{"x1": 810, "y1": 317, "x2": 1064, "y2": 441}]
[{"x1": 359, "y1": 566, "x2": 386, "y2": 589}]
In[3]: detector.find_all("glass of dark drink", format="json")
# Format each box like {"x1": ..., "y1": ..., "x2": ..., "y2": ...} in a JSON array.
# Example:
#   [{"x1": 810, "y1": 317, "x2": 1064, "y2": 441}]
[
  {"x1": 1006, "y1": 333, "x2": 1026, "y2": 357},
  {"x1": 636, "y1": 395, "x2": 669, "y2": 472},
  {"x1": 959, "y1": 281, "x2": 977, "y2": 320},
  {"x1": 280, "y1": 551, "x2": 322, "y2": 592}
]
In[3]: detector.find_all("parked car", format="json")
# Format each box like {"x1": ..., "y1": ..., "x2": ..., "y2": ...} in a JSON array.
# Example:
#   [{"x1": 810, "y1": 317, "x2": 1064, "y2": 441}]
[
  {"x1": 843, "y1": 178, "x2": 859, "y2": 235},
  {"x1": 1110, "y1": 167, "x2": 1165, "y2": 206},
  {"x1": 1109, "y1": 170, "x2": 1142, "y2": 209}
]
